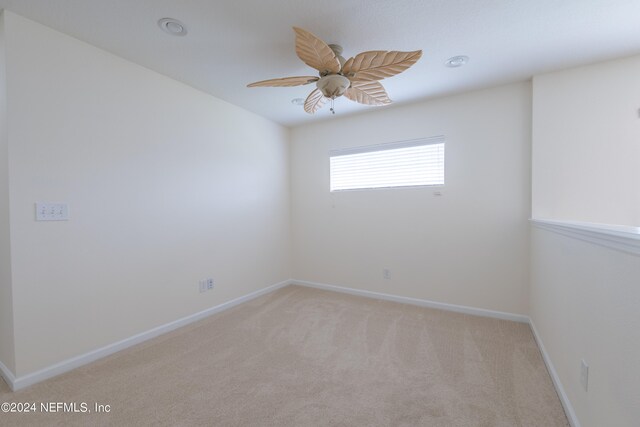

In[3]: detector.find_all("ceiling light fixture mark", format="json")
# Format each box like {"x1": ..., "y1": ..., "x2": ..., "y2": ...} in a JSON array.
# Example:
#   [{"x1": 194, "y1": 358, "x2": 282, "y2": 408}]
[
  {"x1": 445, "y1": 55, "x2": 468, "y2": 68},
  {"x1": 158, "y1": 18, "x2": 187, "y2": 36}
]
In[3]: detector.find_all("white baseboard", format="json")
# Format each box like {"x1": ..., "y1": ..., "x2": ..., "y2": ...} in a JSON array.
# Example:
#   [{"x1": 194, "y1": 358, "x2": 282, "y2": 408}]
[
  {"x1": 529, "y1": 319, "x2": 581, "y2": 427},
  {"x1": 5, "y1": 277, "x2": 581, "y2": 427},
  {"x1": 293, "y1": 279, "x2": 529, "y2": 323},
  {"x1": 8, "y1": 279, "x2": 292, "y2": 391},
  {"x1": 294, "y1": 280, "x2": 580, "y2": 425},
  {"x1": 0, "y1": 359, "x2": 16, "y2": 390}
]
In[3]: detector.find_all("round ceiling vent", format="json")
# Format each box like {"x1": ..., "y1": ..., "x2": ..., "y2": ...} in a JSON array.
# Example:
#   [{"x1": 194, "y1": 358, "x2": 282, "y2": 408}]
[
  {"x1": 445, "y1": 55, "x2": 469, "y2": 68},
  {"x1": 158, "y1": 18, "x2": 187, "y2": 36}
]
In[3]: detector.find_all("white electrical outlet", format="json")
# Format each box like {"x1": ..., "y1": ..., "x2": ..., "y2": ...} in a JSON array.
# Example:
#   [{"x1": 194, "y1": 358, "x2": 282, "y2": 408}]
[
  {"x1": 199, "y1": 278, "x2": 214, "y2": 293},
  {"x1": 580, "y1": 359, "x2": 589, "y2": 391},
  {"x1": 35, "y1": 203, "x2": 69, "y2": 221},
  {"x1": 383, "y1": 268, "x2": 391, "y2": 280}
]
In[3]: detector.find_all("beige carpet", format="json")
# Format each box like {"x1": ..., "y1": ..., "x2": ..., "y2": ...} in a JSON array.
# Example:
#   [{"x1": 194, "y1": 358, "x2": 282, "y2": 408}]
[{"x1": 0, "y1": 285, "x2": 568, "y2": 426}]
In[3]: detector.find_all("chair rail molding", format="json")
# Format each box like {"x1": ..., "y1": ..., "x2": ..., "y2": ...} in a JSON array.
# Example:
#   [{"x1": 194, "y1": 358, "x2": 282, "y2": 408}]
[{"x1": 530, "y1": 218, "x2": 640, "y2": 256}]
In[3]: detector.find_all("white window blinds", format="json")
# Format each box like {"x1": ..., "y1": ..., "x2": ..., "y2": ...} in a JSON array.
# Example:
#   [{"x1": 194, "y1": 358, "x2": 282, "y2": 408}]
[{"x1": 329, "y1": 136, "x2": 445, "y2": 191}]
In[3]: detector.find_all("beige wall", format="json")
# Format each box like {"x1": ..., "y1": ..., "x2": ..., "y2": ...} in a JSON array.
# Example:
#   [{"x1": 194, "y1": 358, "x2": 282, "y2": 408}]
[
  {"x1": 530, "y1": 227, "x2": 640, "y2": 427},
  {"x1": 0, "y1": 11, "x2": 15, "y2": 374},
  {"x1": 291, "y1": 82, "x2": 532, "y2": 315},
  {"x1": 3, "y1": 13, "x2": 638, "y2": 427},
  {"x1": 3, "y1": 12, "x2": 291, "y2": 377},
  {"x1": 532, "y1": 55, "x2": 640, "y2": 226}
]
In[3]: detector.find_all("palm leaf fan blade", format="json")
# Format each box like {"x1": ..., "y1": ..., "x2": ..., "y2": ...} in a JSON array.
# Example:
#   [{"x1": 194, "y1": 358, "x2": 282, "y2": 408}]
[
  {"x1": 247, "y1": 76, "x2": 319, "y2": 87},
  {"x1": 293, "y1": 27, "x2": 340, "y2": 74},
  {"x1": 343, "y1": 50, "x2": 422, "y2": 81},
  {"x1": 303, "y1": 88, "x2": 327, "y2": 114},
  {"x1": 344, "y1": 81, "x2": 392, "y2": 105}
]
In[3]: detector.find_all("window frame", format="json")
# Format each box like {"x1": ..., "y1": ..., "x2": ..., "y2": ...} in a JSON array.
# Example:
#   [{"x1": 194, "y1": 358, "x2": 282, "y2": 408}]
[{"x1": 328, "y1": 136, "x2": 445, "y2": 192}]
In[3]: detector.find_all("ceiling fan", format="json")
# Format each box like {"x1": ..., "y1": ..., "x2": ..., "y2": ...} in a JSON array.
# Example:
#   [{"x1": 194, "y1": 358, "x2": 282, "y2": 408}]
[{"x1": 247, "y1": 27, "x2": 422, "y2": 114}]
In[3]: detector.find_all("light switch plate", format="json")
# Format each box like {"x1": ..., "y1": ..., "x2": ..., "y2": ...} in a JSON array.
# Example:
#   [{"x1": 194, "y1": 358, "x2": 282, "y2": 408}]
[{"x1": 35, "y1": 203, "x2": 69, "y2": 221}]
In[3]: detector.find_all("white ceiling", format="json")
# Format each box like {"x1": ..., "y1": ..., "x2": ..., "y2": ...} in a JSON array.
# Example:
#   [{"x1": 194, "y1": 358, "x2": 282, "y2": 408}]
[{"x1": 1, "y1": 0, "x2": 640, "y2": 127}]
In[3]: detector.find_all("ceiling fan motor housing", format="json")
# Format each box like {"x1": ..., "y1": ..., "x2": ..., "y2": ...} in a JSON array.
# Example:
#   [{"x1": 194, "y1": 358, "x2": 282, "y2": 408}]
[{"x1": 317, "y1": 74, "x2": 351, "y2": 99}]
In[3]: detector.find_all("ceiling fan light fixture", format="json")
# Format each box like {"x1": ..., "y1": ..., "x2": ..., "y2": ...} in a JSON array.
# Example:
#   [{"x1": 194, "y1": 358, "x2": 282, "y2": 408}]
[
  {"x1": 445, "y1": 55, "x2": 469, "y2": 68},
  {"x1": 316, "y1": 74, "x2": 351, "y2": 99},
  {"x1": 247, "y1": 27, "x2": 423, "y2": 114},
  {"x1": 158, "y1": 18, "x2": 187, "y2": 36}
]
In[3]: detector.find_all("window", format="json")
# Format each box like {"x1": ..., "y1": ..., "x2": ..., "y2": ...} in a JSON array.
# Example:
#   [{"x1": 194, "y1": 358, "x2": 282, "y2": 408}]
[{"x1": 329, "y1": 136, "x2": 445, "y2": 191}]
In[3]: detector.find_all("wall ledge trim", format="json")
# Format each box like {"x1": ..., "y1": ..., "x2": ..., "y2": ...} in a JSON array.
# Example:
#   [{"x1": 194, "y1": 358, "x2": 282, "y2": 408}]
[
  {"x1": 7, "y1": 279, "x2": 292, "y2": 391},
  {"x1": 293, "y1": 279, "x2": 529, "y2": 323},
  {"x1": 531, "y1": 218, "x2": 640, "y2": 256}
]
